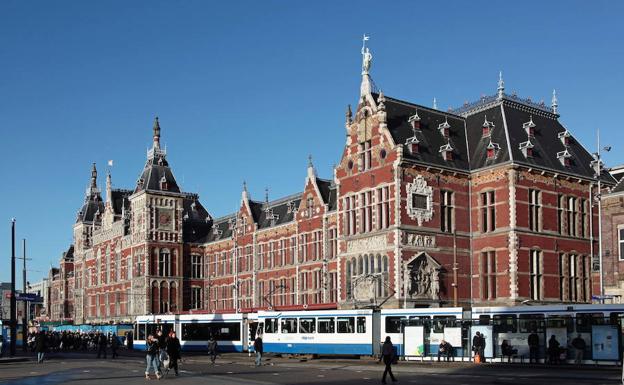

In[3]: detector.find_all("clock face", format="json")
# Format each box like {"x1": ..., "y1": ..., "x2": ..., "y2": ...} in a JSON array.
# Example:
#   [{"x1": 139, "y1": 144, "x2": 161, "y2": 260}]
[{"x1": 157, "y1": 208, "x2": 173, "y2": 230}]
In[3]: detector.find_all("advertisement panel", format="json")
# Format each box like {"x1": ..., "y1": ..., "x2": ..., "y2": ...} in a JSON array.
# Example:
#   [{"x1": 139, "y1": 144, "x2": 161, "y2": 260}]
[
  {"x1": 592, "y1": 325, "x2": 620, "y2": 361},
  {"x1": 443, "y1": 327, "x2": 462, "y2": 348},
  {"x1": 403, "y1": 325, "x2": 424, "y2": 360}
]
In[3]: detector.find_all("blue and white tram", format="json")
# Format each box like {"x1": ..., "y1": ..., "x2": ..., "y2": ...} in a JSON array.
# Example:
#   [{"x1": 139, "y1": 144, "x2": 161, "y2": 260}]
[
  {"x1": 258, "y1": 309, "x2": 380, "y2": 355},
  {"x1": 380, "y1": 307, "x2": 465, "y2": 356},
  {"x1": 472, "y1": 304, "x2": 624, "y2": 360},
  {"x1": 134, "y1": 313, "x2": 249, "y2": 352}
]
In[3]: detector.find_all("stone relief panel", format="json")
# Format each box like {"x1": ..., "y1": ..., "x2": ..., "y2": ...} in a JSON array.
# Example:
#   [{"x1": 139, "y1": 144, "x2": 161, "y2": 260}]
[
  {"x1": 406, "y1": 253, "x2": 441, "y2": 300},
  {"x1": 346, "y1": 235, "x2": 387, "y2": 254},
  {"x1": 402, "y1": 231, "x2": 436, "y2": 249},
  {"x1": 406, "y1": 175, "x2": 434, "y2": 226}
]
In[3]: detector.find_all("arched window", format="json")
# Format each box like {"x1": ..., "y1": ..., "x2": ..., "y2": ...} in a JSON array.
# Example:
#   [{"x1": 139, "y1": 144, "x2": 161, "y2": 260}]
[
  {"x1": 369, "y1": 255, "x2": 374, "y2": 274},
  {"x1": 151, "y1": 281, "x2": 159, "y2": 314},
  {"x1": 160, "y1": 282, "x2": 169, "y2": 313},
  {"x1": 96, "y1": 249, "x2": 102, "y2": 285},
  {"x1": 345, "y1": 260, "x2": 352, "y2": 298},
  {"x1": 115, "y1": 245, "x2": 121, "y2": 281},
  {"x1": 170, "y1": 282, "x2": 177, "y2": 313},
  {"x1": 105, "y1": 245, "x2": 111, "y2": 284},
  {"x1": 382, "y1": 255, "x2": 389, "y2": 297},
  {"x1": 364, "y1": 255, "x2": 369, "y2": 275},
  {"x1": 159, "y1": 249, "x2": 171, "y2": 276},
  {"x1": 358, "y1": 255, "x2": 364, "y2": 275},
  {"x1": 376, "y1": 254, "x2": 383, "y2": 297}
]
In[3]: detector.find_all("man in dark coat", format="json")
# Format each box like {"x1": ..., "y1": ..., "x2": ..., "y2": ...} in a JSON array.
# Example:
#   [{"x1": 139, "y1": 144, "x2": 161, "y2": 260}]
[
  {"x1": 165, "y1": 331, "x2": 182, "y2": 376},
  {"x1": 35, "y1": 331, "x2": 47, "y2": 363},
  {"x1": 379, "y1": 336, "x2": 397, "y2": 384},
  {"x1": 472, "y1": 331, "x2": 486, "y2": 362},
  {"x1": 96, "y1": 332, "x2": 108, "y2": 359},
  {"x1": 111, "y1": 333, "x2": 120, "y2": 359},
  {"x1": 253, "y1": 335, "x2": 263, "y2": 367},
  {"x1": 528, "y1": 331, "x2": 540, "y2": 363}
]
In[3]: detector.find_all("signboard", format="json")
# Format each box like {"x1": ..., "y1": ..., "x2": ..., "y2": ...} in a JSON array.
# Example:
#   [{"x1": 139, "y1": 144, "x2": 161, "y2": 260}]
[
  {"x1": 592, "y1": 325, "x2": 620, "y2": 361},
  {"x1": 403, "y1": 325, "x2": 425, "y2": 360},
  {"x1": 444, "y1": 327, "x2": 462, "y2": 348},
  {"x1": 15, "y1": 293, "x2": 40, "y2": 302},
  {"x1": 470, "y1": 325, "x2": 493, "y2": 358}
]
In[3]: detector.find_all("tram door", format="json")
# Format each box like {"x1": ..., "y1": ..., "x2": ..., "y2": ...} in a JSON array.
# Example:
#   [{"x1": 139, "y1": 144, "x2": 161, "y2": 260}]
[{"x1": 247, "y1": 321, "x2": 261, "y2": 353}]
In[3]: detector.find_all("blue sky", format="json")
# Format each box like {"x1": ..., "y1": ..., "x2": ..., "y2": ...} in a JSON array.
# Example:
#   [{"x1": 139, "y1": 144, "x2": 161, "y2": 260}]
[{"x1": 1, "y1": 0, "x2": 622, "y2": 284}]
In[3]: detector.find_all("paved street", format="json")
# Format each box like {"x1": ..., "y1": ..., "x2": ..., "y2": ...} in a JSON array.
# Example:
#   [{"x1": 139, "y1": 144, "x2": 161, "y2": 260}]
[{"x1": 0, "y1": 353, "x2": 620, "y2": 385}]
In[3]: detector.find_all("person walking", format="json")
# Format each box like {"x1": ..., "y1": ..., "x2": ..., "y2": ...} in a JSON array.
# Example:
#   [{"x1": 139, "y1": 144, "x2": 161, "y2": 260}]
[
  {"x1": 207, "y1": 335, "x2": 218, "y2": 364},
  {"x1": 528, "y1": 331, "x2": 540, "y2": 363},
  {"x1": 156, "y1": 330, "x2": 167, "y2": 371},
  {"x1": 34, "y1": 330, "x2": 47, "y2": 364},
  {"x1": 379, "y1": 336, "x2": 397, "y2": 384},
  {"x1": 547, "y1": 335, "x2": 561, "y2": 364},
  {"x1": 165, "y1": 331, "x2": 181, "y2": 376},
  {"x1": 96, "y1": 332, "x2": 108, "y2": 359},
  {"x1": 571, "y1": 334, "x2": 586, "y2": 364},
  {"x1": 111, "y1": 333, "x2": 120, "y2": 359},
  {"x1": 145, "y1": 335, "x2": 161, "y2": 380},
  {"x1": 253, "y1": 334, "x2": 263, "y2": 367}
]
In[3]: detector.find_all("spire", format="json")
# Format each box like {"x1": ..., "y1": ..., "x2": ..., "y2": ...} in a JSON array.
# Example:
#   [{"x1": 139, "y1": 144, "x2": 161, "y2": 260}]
[
  {"x1": 241, "y1": 180, "x2": 249, "y2": 202},
  {"x1": 106, "y1": 170, "x2": 112, "y2": 206},
  {"x1": 346, "y1": 104, "x2": 352, "y2": 125},
  {"x1": 153, "y1": 116, "x2": 161, "y2": 149},
  {"x1": 497, "y1": 71, "x2": 505, "y2": 100},
  {"x1": 433, "y1": 97, "x2": 438, "y2": 110},
  {"x1": 551, "y1": 89, "x2": 558, "y2": 114},
  {"x1": 90, "y1": 163, "x2": 97, "y2": 189},
  {"x1": 264, "y1": 187, "x2": 269, "y2": 206},
  {"x1": 307, "y1": 154, "x2": 317, "y2": 179}
]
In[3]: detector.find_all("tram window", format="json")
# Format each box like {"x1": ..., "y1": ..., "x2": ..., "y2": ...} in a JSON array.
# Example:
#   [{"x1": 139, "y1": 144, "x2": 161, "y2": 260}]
[
  {"x1": 576, "y1": 313, "x2": 602, "y2": 333},
  {"x1": 137, "y1": 324, "x2": 146, "y2": 340},
  {"x1": 337, "y1": 317, "x2": 355, "y2": 333},
  {"x1": 147, "y1": 323, "x2": 170, "y2": 337},
  {"x1": 519, "y1": 314, "x2": 545, "y2": 333},
  {"x1": 181, "y1": 322, "x2": 241, "y2": 341},
  {"x1": 299, "y1": 318, "x2": 316, "y2": 334},
  {"x1": 318, "y1": 317, "x2": 335, "y2": 333},
  {"x1": 264, "y1": 318, "x2": 278, "y2": 333},
  {"x1": 432, "y1": 316, "x2": 456, "y2": 333},
  {"x1": 493, "y1": 315, "x2": 517, "y2": 333},
  {"x1": 547, "y1": 316, "x2": 573, "y2": 333},
  {"x1": 478, "y1": 315, "x2": 490, "y2": 325},
  {"x1": 281, "y1": 318, "x2": 298, "y2": 334},
  {"x1": 357, "y1": 317, "x2": 366, "y2": 333},
  {"x1": 385, "y1": 317, "x2": 402, "y2": 334},
  {"x1": 610, "y1": 312, "x2": 624, "y2": 326}
]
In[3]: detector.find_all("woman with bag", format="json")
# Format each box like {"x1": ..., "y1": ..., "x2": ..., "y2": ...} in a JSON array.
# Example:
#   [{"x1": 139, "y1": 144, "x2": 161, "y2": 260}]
[
  {"x1": 165, "y1": 331, "x2": 182, "y2": 376},
  {"x1": 145, "y1": 335, "x2": 161, "y2": 380}
]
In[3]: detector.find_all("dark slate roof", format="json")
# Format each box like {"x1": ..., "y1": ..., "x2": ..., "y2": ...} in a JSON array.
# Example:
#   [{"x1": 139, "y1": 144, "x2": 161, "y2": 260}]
[
  {"x1": 255, "y1": 193, "x2": 302, "y2": 230},
  {"x1": 76, "y1": 190, "x2": 105, "y2": 224},
  {"x1": 380, "y1": 93, "x2": 470, "y2": 172},
  {"x1": 199, "y1": 214, "x2": 235, "y2": 243},
  {"x1": 134, "y1": 149, "x2": 181, "y2": 194},
  {"x1": 62, "y1": 245, "x2": 74, "y2": 261},
  {"x1": 610, "y1": 178, "x2": 624, "y2": 195},
  {"x1": 327, "y1": 184, "x2": 337, "y2": 211},
  {"x1": 464, "y1": 104, "x2": 510, "y2": 169},
  {"x1": 182, "y1": 195, "x2": 212, "y2": 243},
  {"x1": 111, "y1": 189, "x2": 132, "y2": 216}
]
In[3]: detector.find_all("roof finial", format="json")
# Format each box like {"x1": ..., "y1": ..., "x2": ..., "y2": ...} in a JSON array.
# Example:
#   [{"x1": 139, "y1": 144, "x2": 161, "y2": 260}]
[
  {"x1": 91, "y1": 162, "x2": 97, "y2": 189},
  {"x1": 308, "y1": 154, "x2": 314, "y2": 168},
  {"x1": 153, "y1": 116, "x2": 161, "y2": 149},
  {"x1": 497, "y1": 71, "x2": 505, "y2": 100},
  {"x1": 264, "y1": 187, "x2": 269, "y2": 205},
  {"x1": 243, "y1": 180, "x2": 247, "y2": 192},
  {"x1": 551, "y1": 89, "x2": 558, "y2": 114},
  {"x1": 433, "y1": 97, "x2": 437, "y2": 110},
  {"x1": 360, "y1": 34, "x2": 373, "y2": 97}
]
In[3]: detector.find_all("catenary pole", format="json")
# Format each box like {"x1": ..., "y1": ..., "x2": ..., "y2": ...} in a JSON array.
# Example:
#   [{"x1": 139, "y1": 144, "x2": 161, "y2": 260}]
[{"x1": 10, "y1": 218, "x2": 16, "y2": 356}]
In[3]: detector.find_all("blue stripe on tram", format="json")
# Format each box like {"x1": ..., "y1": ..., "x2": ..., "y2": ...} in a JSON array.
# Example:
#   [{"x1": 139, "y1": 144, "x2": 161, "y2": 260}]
[{"x1": 264, "y1": 342, "x2": 372, "y2": 355}]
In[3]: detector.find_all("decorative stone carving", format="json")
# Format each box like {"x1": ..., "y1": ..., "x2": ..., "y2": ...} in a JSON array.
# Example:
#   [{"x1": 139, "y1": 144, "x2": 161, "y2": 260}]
[
  {"x1": 406, "y1": 175, "x2": 434, "y2": 226},
  {"x1": 346, "y1": 235, "x2": 387, "y2": 254},
  {"x1": 402, "y1": 232, "x2": 436, "y2": 248},
  {"x1": 472, "y1": 169, "x2": 507, "y2": 187},
  {"x1": 406, "y1": 253, "x2": 441, "y2": 300},
  {"x1": 352, "y1": 275, "x2": 377, "y2": 303}
]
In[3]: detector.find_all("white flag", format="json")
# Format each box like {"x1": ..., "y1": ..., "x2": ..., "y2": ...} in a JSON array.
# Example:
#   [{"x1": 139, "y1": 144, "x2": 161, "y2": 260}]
[{"x1": 108, "y1": 160, "x2": 114, "y2": 167}]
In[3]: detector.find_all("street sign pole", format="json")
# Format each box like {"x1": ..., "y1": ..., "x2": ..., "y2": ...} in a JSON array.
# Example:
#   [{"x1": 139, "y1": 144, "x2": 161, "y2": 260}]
[
  {"x1": 22, "y1": 238, "x2": 27, "y2": 352},
  {"x1": 10, "y1": 218, "x2": 16, "y2": 357}
]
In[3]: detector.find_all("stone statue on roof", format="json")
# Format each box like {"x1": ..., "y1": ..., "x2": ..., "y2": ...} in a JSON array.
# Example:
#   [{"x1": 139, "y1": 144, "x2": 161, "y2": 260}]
[{"x1": 361, "y1": 34, "x2": 372, "y2": 75}]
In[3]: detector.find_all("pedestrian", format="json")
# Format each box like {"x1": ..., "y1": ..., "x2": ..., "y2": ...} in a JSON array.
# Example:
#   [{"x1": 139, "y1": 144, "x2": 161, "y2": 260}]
[
  {"x1": 472, "y1": 331, "x2": 486, "y2": 363},
  {"x1": 547, "y1": 335, "x2": 560, "y2": 364},
  {"x1": 35, "y1": 330, "x2": 47, "y2": 364},
  {"x1": 111, "y1": 333, "x2": 119, "y2": 359},
  {"x1": 96, "y1": 332, "x2": 108, "y2": 359},
  {"x1": 528, "y1": 331, "x2": 539, "y2": 363},
  {"x1": 253, "y1": 334, "x2": 263, "y2": 367},
  {"x1": 571, "y1": 334, "x2": 585, "y2": 364},
  {"x1": 166, "y1": 331, "x2": 181, "y2": 376},
  {"x1": 156, "y1": 329, "x2": 167, "y2": 371},
  {"x1": 145, "y1": 335, "x2": 162, "y2": 380},
  {"x1": 379, "y1": 336, "x2": 397, "y2": 384},
  {"x1": 207, "y1": 335, "x2": 218, "y2": 364},
  {"x1": 0, "y1": 335, "x2": 4, "y2": 357}
]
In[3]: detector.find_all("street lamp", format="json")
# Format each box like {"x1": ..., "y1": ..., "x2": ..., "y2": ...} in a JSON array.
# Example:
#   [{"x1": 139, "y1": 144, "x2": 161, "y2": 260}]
[{"x1": 590, "y1": 129, "x2": 611, "y2": 303}]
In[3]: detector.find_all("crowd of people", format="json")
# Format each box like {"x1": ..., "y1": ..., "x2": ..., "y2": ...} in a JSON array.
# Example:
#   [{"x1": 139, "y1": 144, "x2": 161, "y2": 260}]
[{"x1": 25, "y1": 330, "x2": 123, "y2": 363}]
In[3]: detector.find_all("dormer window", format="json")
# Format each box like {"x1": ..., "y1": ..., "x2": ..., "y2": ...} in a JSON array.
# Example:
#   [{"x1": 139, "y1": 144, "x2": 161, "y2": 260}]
[
  {"x1": 558, "y1": 130, "x2": 571, "y2": 146},
  {"x1": 439, "y1": 142, "x2": 453, "y2": 161},
  {"x1": 519, "y1": 140, "x2": 534, "y2": 158},
  {"x1": 482, "y1": 116, "x2": 494, "y2": 137},
  {"x1": 405, "y1": 136, "x2": 420, "y2": 154},
  {"x1": 160, "y1": 175, "x2": 168, "y2": 190},
  {"x1": 486, "y1": 140, "x2": 500, "y2": 160},
  {"x1": 438, "y1": 117, "x2": 451, "y2": 138},
  {"x1": 408, "y1": 111, "x2": 421, "y2": 130},
  {"x1": 523, "y1": 116, "x2": 536, "y2": 137},
  {"x1": 557, "y1": 149, "x2": 572, "y2": 166}
]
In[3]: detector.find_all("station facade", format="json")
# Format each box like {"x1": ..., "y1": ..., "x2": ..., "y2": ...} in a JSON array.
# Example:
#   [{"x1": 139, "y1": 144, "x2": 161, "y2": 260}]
[{"x1": 46, "y1": 47, "x2": 615, "y2": 324}]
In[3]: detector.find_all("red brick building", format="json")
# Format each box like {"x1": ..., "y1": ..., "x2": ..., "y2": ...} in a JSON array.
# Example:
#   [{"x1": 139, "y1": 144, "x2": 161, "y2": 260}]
[
  {"x1": 602, "y1": 170, "x2": 624, "y2": 301},
  {"x1": 49, "y1": 46, "x2": 615, "y2": 323}
]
